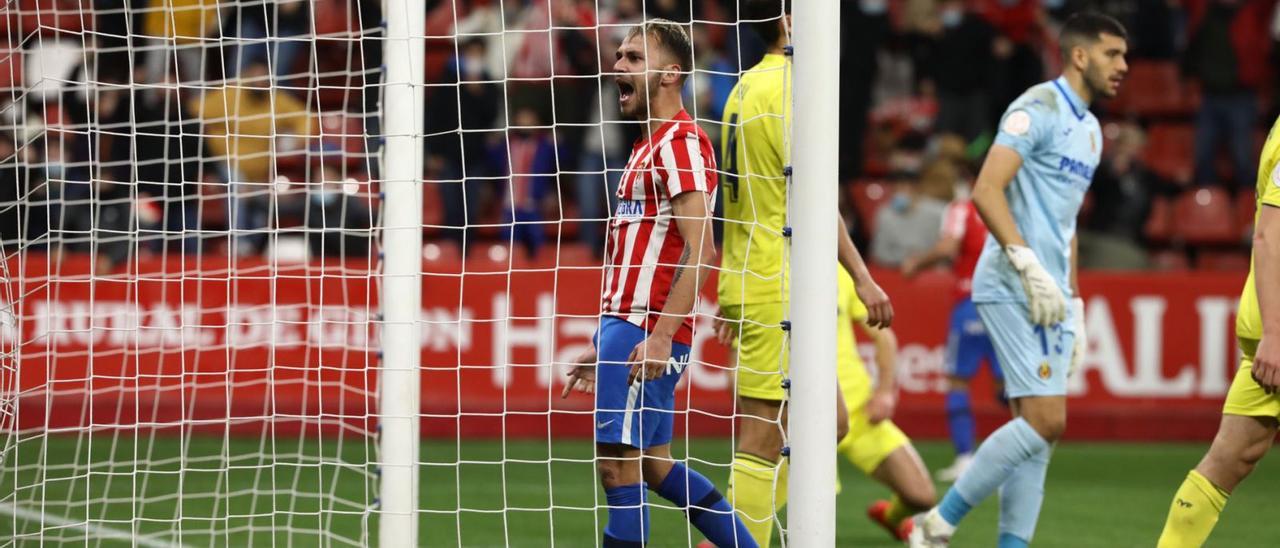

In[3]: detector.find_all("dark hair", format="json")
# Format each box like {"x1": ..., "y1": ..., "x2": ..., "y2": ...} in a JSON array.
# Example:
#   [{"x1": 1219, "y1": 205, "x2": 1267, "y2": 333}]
[
  {"x1": 746, "y1": 0, "x2": 790, "y2": 47},
  {"x1": 1058, "y1": 12, "x2": 1128, "y2": 61},
  {"x1": 627, "y1": 18, "x2": 694, "y2": 83}
]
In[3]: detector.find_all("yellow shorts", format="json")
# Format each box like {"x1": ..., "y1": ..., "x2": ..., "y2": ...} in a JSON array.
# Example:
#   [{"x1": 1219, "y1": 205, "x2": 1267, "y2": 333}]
[
  {"x1": 1223, "y1": 338, "x2": 1280, "y2": 418},
  {"x1": 721, "y1": 302, "x2": 789, "y2": 402},
  {"x1": 837, "y1": 405, "x2": 909, "y2": 475}
]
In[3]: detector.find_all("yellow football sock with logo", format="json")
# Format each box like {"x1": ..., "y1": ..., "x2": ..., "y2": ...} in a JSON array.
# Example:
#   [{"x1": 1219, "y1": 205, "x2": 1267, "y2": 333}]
[
  {"x1": 1157, "y1": 470, "x2": 1228, "y2": 548},
  {"x1": 727, "y1": 452, "x2": 781, "y2": 547}
]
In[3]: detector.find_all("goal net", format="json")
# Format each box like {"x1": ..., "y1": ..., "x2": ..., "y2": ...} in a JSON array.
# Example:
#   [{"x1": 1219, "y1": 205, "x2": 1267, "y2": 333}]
[
  {"x1": 0, "y1": 0, "x2": 828, "y2": 545},
  {"x1": 0, "y1": 1, "x2": 384, "y2": 545}
]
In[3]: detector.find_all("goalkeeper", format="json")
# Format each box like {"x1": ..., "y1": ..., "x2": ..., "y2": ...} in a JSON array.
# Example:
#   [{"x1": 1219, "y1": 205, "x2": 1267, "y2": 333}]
[{"x1": 714, "y1": 2, "x2": 896, "y2": 546}]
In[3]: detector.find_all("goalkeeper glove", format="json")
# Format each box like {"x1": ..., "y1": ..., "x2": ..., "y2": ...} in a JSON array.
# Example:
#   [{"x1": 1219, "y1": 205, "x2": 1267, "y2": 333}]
[
  {"x1": 1004, "y1": 244, "x2": 1066, "y2": 327},
  {"x1": 1069, "y1": 297, "x2": 1086, "y2": 378}
]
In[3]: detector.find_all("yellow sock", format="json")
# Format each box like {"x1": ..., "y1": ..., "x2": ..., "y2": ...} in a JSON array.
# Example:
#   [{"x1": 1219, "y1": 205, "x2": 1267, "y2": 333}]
[
  {"x1": 727, "y1": 452, "x2": 782, "y2": 547},
  {"x1": 884, "y1": 494, "x2": 914, "y2": 528},
  {"x1": 1157, "y1": 470, "x2": 1229, "y2": 548}
]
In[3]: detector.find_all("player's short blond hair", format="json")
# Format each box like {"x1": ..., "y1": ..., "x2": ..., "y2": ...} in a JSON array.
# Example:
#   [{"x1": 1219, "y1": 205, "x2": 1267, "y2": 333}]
[{"x1": 626, "y1": 19, "x2": 693, "y2": 84}]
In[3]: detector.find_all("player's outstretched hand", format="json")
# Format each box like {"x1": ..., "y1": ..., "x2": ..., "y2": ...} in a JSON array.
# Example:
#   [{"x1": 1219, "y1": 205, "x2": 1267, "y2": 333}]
[
  {"x1": 713, "y1": 313, "x2": 736, "y2": 347},
  {"x1": 1252, "y1": 337, "x2": 1280, "y2": 394},
  {"x1": 561, "y1": 347, "x2": 598, "y2": 399},
  {"x1": 627, "y1": 335, "x2": 672, "y2": 384},
  {"x1": 865, "y1": 390, "x2": 897, "y2": 424},
  {"x1": 856, "y1": 279, "x2": 894, "y2": 328},
  {"x1": 1004, "y1": 244, "x2": 1066, "y2": 326}
]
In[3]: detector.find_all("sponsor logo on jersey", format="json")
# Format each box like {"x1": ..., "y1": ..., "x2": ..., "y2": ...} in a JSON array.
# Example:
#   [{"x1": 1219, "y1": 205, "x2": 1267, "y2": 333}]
[{"x1": 615, "y1": 200, "x2": 644, "y2": 218}]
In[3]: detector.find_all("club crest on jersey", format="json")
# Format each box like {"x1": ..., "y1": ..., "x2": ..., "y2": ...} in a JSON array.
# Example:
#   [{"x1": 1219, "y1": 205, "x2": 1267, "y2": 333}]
[
  {"x1": 1039, "y1": 362, "x2": 1052, "y2": 379},
  {"x1": 615, "y1": 200, "x2": 644, "y2": 218}
]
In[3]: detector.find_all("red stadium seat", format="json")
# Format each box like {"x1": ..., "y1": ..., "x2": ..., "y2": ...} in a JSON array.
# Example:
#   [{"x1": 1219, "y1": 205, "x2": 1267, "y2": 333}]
[
  {"x1": 1108, "y1": 61, "x2": 1199, "y2": 118},
  {"x1": 18, "y1": 0, "x2": 88, "y2": 36},
  {"x1": 1149, "y1": 249, "x2": 1190, "y2": 271},
  {"x1": 1196, "y1": 250, "x2": 1251, "y2": 271},
  {"x1": 1143, "y1": 124, "x2": 1195, "y2": 186},
  {"x1": 1171, "y1": 187, "x2": 1237, "y2": 245},
  {"x1": 1236, "y1": 190, "x2": 1257, "y2": 234},
  {"x1": 849, "y1": 180, "x2": 892, "y2": 234},
  {"x1": 1143, "y1": 195, "x2": 1173, "y2": 243}
]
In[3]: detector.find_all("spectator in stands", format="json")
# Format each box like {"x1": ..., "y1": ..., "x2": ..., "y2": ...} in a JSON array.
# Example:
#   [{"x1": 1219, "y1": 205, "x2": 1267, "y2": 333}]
[
  {"x1": 192, "y1": 60, "x2": 313, "y2": 255},
  {"x1": 979, "y1": 0, "x2": 1046, "y2": 118},
  {"x1": 290, "y1": 149, "x2": 372, "y2": 260},
  {"x1": 1184, "y1": 0, "x2": 1275, "y2": 190},
  {"x1": 0, "y1": 133, "x2": 21, "y2": 250},
  {"x1": 1080, "y1": 122, "x2": 1157, "y2": 269},
  {"x1": 430, "y1": 37, "x2": 503, "y2": 247},
  {"x1": 61, "y1": 175, "x2": 136, "y2": 274},
  {"x1": 870, "y1": 157, "x2": 950, "y2": 267},
  {"x1": 841, "y1": 0, "x2": 893, "y2": 179},
  {"x1": 224, "y1": 0, "x2": 310, "y2": 80},
  {"x1": 501, "y1": 107, "x2": 558, "y2": 256},
  {"x1": 918, "y1": 0, "x2": 997, "y2": 141},
  {"x1": 132, "y1": 71, "x2": 203, "y2": 253},
  {"x1": 141, "y1": 0, "x2": 221, "y2": 83}
]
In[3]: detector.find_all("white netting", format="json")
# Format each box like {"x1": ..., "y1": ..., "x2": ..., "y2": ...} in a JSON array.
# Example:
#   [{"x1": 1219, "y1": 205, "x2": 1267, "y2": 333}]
[
  {"x1": 0, "y1": 0, "x2": 794, "y2": 545},
  {"x1": 0, "y1": 1, "x2": 384, "y2": 545},
  {"x1": 417, "y1": 1, "x2": 783, "y2": 546}
]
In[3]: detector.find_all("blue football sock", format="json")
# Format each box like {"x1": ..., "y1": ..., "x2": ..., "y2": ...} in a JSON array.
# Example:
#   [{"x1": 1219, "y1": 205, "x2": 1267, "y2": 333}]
[
  {"x1": 945, "y1": 389, "x2": 975, "y2": 456},
  {"x1": 998, "y1": 445, "x2": 1051, "y2": 545},
  {"x1": 655, "y1": 463, "x2": 757, "y2": 548},
  {"x1": 603, "y1": 483, "x2": 648, "y2": 547},
  {"x1": 998, "y1": 532, "x2": 1030, "y2": 548},
  {"x1": 939, "y1": 417, "x2": 1048, "y2": 526}
]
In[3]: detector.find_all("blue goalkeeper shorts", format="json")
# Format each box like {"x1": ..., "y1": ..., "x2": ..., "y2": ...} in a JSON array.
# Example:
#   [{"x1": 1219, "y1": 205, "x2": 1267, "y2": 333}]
[
  {"x1": 944, "y1": 297, "x2": 1003, "y2": 381},
  {"x1": 593, "y1": 316, "x2": 691, "y2": 449},
  {"x1": 975, "y1": 302, "x2": 1075, "y2": 399}
]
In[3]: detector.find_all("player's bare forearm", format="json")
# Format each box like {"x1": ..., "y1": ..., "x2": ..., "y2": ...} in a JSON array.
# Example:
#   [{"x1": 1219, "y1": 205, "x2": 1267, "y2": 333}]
[
  {"x1": 1254, "y1": 205, "x2": 1280, "y2": 338},
  {"x1": 839, "y1": 216, "x2": 894, "y2": 327},
  {"x1": 863, "y1": 323, "x2": 899, "y2": 393},
  {"x1": 837, "y1": 216, "x2": 873, "y2": 284},
  {"x1": 972, "y1": 145, "x2": 1028, "y2": 248},
  {"x1": 650, "y1": 192, "x2": 716, "y2": 340},
  {"x1": 904, "y1": 236, "x2": 960, "y2": 275}
]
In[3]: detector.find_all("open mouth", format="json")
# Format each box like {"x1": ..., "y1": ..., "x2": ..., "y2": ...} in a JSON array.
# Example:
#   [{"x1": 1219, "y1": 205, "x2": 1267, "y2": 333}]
[{"x1": 617, "y1": 79, "x2": 635, "y2": 104}]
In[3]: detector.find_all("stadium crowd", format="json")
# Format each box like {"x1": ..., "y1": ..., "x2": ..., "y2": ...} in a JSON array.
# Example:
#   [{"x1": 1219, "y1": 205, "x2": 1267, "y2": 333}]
[{"x1": 0, "y1": 0, "x2": 1275, "y2": 272}]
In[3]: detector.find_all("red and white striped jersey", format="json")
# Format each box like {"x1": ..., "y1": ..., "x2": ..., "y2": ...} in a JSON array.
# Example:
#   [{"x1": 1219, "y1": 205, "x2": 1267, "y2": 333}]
[
  {"x1": 941, "y1": 198, "x2": 988, "y2": 302},
  {"x1": 601, "y1": 110, "x2": 717, "y2": 345}
]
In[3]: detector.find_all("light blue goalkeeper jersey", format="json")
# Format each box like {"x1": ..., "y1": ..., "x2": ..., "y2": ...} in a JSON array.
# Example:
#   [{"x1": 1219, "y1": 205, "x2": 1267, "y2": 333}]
[{"x1": 971, "y1": 76, "x2": 1102, "y2": 304}]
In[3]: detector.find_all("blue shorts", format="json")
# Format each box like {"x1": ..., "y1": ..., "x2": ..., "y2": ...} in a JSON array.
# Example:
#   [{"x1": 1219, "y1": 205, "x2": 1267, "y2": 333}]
[
  {"x1": 944, "y1": 297, "x2": 1003, "y2": 381},
  {"x1": 593, "y1": 316, "x2": 691, "y2": 449},
  {"x1": 975, "y1": 302, "x2": 1075, "y2": 399}
]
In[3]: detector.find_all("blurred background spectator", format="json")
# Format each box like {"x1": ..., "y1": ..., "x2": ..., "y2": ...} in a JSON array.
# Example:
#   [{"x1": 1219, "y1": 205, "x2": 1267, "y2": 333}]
[{"x1": 0, "y1": 0, "x2": 1272, "y2": 273}]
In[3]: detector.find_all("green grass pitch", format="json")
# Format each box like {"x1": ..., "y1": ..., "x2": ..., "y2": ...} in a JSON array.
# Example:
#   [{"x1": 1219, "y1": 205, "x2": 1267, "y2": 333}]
[{"x1": 3, "y1": 435, "x2": 1278, "y2": 546}]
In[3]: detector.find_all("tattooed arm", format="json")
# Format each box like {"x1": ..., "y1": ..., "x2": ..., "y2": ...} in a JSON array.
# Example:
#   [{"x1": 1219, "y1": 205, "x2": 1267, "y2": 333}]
[{"x1": 627, "y1": 190, "x2": 717, "y2": 382}]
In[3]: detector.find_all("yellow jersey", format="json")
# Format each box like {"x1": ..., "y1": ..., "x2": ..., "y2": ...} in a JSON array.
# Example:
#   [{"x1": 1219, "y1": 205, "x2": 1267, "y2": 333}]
[
  {"x1": 718, "y1": 53, "x2": 791, "y2": 306},
  {"x1": 837, "y1": 269, "x2": 874, "y2": 410},
  {"x1": 1236, "y1": 116, "x2": 1280, "y2": 341}
]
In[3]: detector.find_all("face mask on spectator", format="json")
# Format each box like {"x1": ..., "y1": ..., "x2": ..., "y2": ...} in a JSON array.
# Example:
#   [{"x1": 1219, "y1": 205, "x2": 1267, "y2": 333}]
[
  {"x1": 860, "y1": 0, "x2": 888, "y2": 15},
  {"x1": 941, "y1": 8, "x2": 963, "y2": 28},
  {"x1": 1042, "y1": 0, "x2": 1065, "y2": 9},
  {"x1": 890, "y1": 192, "x2": 911, "y2": 213},
  {"x1": 45, "y1": 162, "x2": 64, "y2": 181},
  {"x1": 462, "y1": 55, "x2": 485, "y2": 80}
]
